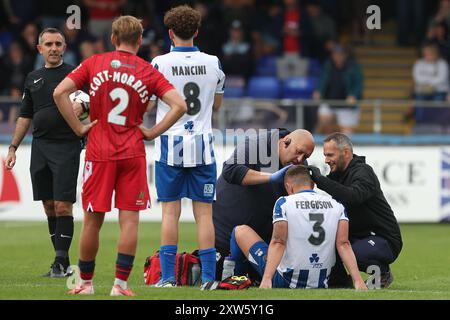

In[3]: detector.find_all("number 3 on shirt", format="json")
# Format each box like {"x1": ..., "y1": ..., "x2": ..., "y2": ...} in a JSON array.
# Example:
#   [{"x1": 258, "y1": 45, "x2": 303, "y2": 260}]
[{"x1": 108, "y1": 88, "x2": 129, "y2": 125}]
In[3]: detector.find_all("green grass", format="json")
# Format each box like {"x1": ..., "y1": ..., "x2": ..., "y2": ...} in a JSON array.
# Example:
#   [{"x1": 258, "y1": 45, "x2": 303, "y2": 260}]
[{"x1": 0, "y1": 222, "x2": 449, "y2": 300}]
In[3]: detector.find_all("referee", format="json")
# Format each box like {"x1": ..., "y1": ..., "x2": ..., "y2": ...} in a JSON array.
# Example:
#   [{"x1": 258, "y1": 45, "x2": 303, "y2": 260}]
[{"x1": 5, "y1": 28, "x2": 83, "y2": 277}]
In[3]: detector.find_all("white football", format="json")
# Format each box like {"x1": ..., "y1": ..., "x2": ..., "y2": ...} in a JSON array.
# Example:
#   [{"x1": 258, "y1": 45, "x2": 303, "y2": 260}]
[{"x1": 69, "y1": 90, "x2": 90, "y2": 120}]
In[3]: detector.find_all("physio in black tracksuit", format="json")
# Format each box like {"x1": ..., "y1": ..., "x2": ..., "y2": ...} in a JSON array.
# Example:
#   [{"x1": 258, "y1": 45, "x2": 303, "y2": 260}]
[
  {"x1": 307, "y1": 133, "x2": 402, "y2": 288},
  {"x1": 213, "y1": 129, "x2": 315, "y2": 280}
]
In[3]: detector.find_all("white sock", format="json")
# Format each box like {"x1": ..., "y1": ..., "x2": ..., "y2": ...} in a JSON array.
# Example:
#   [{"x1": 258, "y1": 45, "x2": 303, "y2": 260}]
[{"x1": 114, "y1": 278, "x2": 127, "y2": 290}]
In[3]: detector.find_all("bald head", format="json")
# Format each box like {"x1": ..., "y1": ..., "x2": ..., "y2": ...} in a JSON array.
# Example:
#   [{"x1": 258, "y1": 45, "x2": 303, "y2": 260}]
[
  {"x1": 279, "y1": 129, "x2": 315, "y2": 166},
  {"x1": 289, "y1": 129, "x2": 315, "y2": 147}
]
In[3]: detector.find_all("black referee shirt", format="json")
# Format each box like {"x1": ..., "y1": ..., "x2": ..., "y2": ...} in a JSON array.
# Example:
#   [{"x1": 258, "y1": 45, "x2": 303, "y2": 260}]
[
  {"x1": 20, "y1": 63, "x2": 78, "y2": 140},
  {"x1": 213, "y1": 129, "x2": 290, "y2": 253}
]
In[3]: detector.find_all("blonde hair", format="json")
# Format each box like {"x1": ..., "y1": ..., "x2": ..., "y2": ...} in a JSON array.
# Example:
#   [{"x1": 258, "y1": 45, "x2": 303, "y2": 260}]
[{"x1": 112, "y1": 16, "x2": 143, "y2": 46}]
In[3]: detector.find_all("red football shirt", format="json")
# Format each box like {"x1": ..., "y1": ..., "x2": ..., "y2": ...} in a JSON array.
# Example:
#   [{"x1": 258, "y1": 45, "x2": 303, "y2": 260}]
[{"x1": 68, "y1": 50, "x2": 174, "y2": 161}]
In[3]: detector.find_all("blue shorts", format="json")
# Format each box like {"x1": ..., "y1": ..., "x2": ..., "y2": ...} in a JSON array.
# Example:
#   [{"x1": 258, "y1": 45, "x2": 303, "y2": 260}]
[
  {"x1": 248, "y1": 241, "x2": 290, "y2": 288},
  {"x1": 155, "y1": 161, "x2": 216, "y2": 203}
]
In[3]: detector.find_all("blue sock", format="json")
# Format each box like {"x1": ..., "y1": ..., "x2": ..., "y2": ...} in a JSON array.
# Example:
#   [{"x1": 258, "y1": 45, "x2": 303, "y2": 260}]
[
  {"x1": 230, "y1": 227, "x2": 247, "y2": 275},
  {"x1": 159, "y1": 245, "x2": 177, "y2": 282},
  {"x1": 198, "y1": 248, "x2": 216, "y2": 283}
]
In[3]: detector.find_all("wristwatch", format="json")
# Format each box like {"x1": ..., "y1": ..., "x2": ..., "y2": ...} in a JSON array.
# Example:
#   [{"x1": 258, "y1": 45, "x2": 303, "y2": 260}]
[{"x1": 9, "y1": 144, "x2": 18, "y2": 151}]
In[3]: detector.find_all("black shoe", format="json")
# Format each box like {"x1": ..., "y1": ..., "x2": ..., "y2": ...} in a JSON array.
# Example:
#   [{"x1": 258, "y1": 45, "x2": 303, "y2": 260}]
[
  {"x1": 49, "y1": 263, "x2": 66, "y2": 278},
  {"x1": 200, "y1": 280, "x2": 219, "y2": 291},
  {"x1": 380, "y1": 271, "x2": 394, "y2": 289},
  {"x1": 42, "y1": 264, "x2": 53, "y2": 277}
]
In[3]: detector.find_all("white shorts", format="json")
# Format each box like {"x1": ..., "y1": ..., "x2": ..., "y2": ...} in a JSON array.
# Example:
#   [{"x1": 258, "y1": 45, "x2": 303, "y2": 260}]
[{"x1": 318, "y1": 103, "x2": 360, "y2": 128}]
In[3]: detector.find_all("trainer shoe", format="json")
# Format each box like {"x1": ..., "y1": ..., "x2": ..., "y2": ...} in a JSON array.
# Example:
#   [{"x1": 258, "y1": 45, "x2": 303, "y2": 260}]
[
  {"x1": 110, "y1": 284, "x2": 135, "y2": 297},
  {"x1": 153, "y1": 279, "x2": 177, "y2": 288},
  {"x1": 200, "y1": 280, "x2": 219, "y2": 291},
  {"x1": 68, "y1": 282, "x2": 94, "y2": 295},
  {"x1": 380, "y1": 271, "x2": 394, "y2": 289}
]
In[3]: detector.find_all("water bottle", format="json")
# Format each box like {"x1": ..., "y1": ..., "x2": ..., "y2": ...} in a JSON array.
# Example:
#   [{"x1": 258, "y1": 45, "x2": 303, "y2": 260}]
[
  {"x1": 222, "y1": 256, "x2": 235, "y2": 280},
  {"x1": 191, "y1": 263, "x2": 201, "y2": 286}
]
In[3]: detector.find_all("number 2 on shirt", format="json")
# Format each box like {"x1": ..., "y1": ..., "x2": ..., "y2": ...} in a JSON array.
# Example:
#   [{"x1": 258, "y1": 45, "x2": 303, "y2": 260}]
[{"x1": 108, "y1": 88, "x2": 129, "y2": 125}]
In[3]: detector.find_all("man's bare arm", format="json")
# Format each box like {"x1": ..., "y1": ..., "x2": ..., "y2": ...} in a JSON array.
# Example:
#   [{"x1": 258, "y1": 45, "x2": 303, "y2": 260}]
[
  {"x1": 260, "y1": 221, "x2": 288, "y2": 289},
  {"x1": 5, "y1": 117, "x2": 32, "y2": 170}
]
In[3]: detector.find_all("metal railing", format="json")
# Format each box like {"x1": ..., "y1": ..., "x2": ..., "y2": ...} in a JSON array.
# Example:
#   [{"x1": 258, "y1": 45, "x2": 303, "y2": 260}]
[
  {"x1": 1, "y1": 96, "x2": 450, "y2": 135},
  {"x1": 218, "y1": 98, "x2": 450, "y2": 134}
]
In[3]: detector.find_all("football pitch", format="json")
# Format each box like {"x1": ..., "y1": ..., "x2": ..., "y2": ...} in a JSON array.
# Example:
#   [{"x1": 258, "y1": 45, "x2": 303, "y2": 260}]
[{"x1": 0, "y1": 222, "x2": 449, "y2": 300}]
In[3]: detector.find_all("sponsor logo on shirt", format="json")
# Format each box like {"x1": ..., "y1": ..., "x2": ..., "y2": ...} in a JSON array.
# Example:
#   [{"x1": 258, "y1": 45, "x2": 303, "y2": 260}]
[{"x1": 111, "y1": 60, "x2": 121, "y2": 68}]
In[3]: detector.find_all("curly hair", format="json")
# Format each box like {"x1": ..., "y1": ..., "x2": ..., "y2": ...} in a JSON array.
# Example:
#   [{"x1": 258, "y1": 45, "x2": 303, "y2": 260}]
[{"x1": 164, "y1": 5, "x2": 201, "y2": 40}]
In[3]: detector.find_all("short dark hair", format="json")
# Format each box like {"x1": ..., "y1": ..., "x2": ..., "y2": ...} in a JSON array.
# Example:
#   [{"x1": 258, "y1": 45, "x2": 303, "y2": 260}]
[
  {"x1": 38, "y1": 27, "x2": 65, "y2": 45},
  {"x1": 323, "y1": 132, "x2": 353, "y2": 152},
  {"x1": 284, "y1": 165, "x2": 313, "y2": 186},
  {"x1": 164, "y1": 5, "x2": 201, "y2": 40}
]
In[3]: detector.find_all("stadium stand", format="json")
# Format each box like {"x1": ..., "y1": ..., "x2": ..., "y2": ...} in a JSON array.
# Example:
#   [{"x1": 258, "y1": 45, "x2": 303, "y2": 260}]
[{"x1": 0, "y1": 0, "x2": 449, "y2": 137}]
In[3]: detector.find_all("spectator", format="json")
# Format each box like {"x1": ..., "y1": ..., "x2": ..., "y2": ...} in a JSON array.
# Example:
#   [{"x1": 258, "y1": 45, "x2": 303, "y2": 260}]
[
  {"x1": 269, "y1": 0, "x2": 313, "y2": 83},
  {"x1": 305, "y1": 1, "x2": 336, "y2": 61},
  {"x1": 2, "y1": 0, "x2": 38, "y2": 34},
  {"x1": 19, "y1": 23, "x2": 39, "y2": 66},
  {"x1": 426, "y1": 22, "x2": 450, "y2": 64},
  {"x1": 429, "y1": 0, "x2": 450, "y2": 29},
  {"x1": 222, "y1": 0, "x2": 255, "y2": 31},
  {"x1": 83, "y1": 0, "x2": 126, "y2": 49},
  {"x1": 222, "y1": 20, "x2": 253, "y2": 81},
  {"x1": 62, "y1": 23, "x2": 97, "y2": 63},
  {"x1": 250, "y1": 2, "x2": 283, "y2": 59},
  {"x1": 413, "y1": 42, "x2": 450, "y2": 130},
  {"x1": 2, "y1": 42, "x2": 33, "y2": 93},
  {"x1": 79, "y1": 41, "x2": 96, "y2": 61},
  {"x1": 194, "y1": 1, "x2": 224, "y2": 58},
  {"x1": 282, "y1": 0, "x2": 311, "y2": 57},
  {"x1": 313, "y1": 45, "x2": 363, "y2": 135},
  {"x1": 93, "y1": 38, "x2": 107, "y2": 54}
]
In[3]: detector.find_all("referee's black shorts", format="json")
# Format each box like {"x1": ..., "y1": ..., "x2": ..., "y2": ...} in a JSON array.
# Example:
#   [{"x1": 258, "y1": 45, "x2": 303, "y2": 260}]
[{"x1": 30, "y1": 138, "x2": 81, "y2": 203}]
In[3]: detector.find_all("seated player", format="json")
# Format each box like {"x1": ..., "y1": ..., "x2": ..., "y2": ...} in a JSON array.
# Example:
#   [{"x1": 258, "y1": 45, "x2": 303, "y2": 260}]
[{"x1": 231, "y1": 165, "x2": 367, "y2": 289}]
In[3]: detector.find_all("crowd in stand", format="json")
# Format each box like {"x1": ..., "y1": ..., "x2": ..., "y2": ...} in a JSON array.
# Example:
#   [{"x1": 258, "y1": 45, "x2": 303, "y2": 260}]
[
  {"x1": 412, "y1": 0, "x2": 450, "y2": 132},
  {"x1": 1, "y1": 0, "x2": 449, "y2": 134}
]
